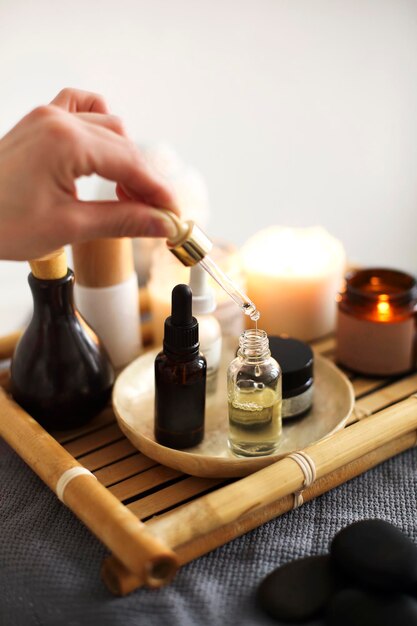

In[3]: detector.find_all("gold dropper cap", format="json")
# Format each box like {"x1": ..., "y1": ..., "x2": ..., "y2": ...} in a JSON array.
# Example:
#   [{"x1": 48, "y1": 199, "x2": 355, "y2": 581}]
[
  {"x1": 165, "y1": 212, "x2": 213, "y2": 267},
  {"x1": 29, "y1": 248, "x2": 68, "y2": 280}
]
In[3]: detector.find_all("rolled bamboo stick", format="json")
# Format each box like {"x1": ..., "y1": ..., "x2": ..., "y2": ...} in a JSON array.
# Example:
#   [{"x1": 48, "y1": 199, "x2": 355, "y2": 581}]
[
  {"x1": 102, "y1": 556, "x2": 148, "y2": 595},
  {"x1": 0, "y1": 330, "x2": 22, "y2": 360},
  {"x1": 175, "y1": 431, "x2": 417, "y2": 563},
  {"x1": 102, "y1": 429, "x2": 417, "y2": 595},
  {"x1": 350, "y1": 372, "x2": 417, "y2": 425},
  {"x1": 139, "y1": 395, "x2": 417, "y2": 549},
  {"x1": 0, "y1": 389, "x2": 178, "y2": 587},
  {"x1": 0, "y1": 369, "x2": 10, "y2": 391}
]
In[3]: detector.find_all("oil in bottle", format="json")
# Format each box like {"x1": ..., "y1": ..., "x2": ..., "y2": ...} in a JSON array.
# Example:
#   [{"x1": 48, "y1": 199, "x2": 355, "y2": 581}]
[{"x1": 227, "y1": 329, "x2": 282, "y2": 456}]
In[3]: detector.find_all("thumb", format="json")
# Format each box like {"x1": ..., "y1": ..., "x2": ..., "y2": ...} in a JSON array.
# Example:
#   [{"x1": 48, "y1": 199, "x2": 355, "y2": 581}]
[{"x1": 67, "y1": 201, "x2": 179, "y2": 242}]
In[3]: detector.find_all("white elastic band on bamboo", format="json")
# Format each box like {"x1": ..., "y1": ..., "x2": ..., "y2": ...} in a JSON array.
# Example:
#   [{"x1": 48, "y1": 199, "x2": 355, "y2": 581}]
[
  {"x1": 288, "y1": 451, "x2": 317, "y2": 509},
  {"x1": 56, "y1": 467, "x2": 96, "y2": 503}
]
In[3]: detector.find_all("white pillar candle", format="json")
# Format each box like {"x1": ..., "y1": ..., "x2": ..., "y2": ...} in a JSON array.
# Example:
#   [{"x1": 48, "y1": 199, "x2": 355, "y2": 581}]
[{"x1": 241, "y1": 226, "x2": 346, "y2": 341}]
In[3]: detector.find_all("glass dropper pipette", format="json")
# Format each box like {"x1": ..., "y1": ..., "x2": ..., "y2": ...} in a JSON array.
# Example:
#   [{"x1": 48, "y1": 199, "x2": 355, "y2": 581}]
[
  {"x1": 164, "y1": 212, "x2": 260, "y2": 321},
  {"x1": 199, "y1": 254, "x2": 260, "y2": 321}
]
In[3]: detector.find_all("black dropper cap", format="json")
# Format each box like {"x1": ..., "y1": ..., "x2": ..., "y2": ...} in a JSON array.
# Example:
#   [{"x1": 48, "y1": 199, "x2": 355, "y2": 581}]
[{"x1": 163, "y1": 284, "x2": 199, "y2": 356}]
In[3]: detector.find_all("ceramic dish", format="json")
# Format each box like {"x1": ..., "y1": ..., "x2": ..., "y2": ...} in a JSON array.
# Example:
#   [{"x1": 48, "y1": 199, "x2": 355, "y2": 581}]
[{"x1": 113, "y1": 340, "x2": 354, "y2": 478}]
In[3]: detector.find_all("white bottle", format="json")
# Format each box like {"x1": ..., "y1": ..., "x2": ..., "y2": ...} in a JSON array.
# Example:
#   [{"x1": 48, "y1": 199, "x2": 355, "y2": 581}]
[{"x1": 190, "y1": 264, "x2": 222, "y2": 394}]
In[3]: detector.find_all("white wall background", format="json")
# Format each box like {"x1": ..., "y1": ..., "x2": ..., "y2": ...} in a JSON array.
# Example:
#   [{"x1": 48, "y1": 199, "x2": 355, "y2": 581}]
[{"x1": 0, "y1": 0, "x2": 417, "y2": 331}]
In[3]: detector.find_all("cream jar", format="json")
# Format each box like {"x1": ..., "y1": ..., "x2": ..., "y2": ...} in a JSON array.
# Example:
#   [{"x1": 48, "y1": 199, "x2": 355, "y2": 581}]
[{"x1": 269, "y1": 336, "x2": 314, "y2": 420}]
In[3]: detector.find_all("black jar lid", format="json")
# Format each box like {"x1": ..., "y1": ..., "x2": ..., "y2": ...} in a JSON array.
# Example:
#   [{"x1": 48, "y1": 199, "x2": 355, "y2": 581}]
[{"x1": 269, "y1": 336, "x2": 314, "y2": 398}]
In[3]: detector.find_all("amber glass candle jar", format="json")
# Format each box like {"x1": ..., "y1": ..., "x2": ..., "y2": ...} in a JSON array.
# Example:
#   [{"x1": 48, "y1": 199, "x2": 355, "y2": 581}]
[{"x1": 336, "y1": 268, "x2": 417, "y2": 376}]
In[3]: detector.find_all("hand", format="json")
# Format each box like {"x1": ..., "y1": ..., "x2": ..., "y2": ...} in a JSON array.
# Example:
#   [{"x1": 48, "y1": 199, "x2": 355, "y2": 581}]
[{"x1": 0, "y1": 88, "x2": 179, "y2": 261}]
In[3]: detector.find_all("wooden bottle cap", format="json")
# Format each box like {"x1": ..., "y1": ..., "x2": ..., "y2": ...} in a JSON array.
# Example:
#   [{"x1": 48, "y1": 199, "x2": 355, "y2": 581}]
[
  {"x1": 72, "y1": 239, "x2": 135, "y2": 288},
  {"x1": 29, "y1": 248, "x2": 68, "y2": 280}
]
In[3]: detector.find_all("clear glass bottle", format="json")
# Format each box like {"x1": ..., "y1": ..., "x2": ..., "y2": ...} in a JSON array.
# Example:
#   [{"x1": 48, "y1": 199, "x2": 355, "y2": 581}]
[{"x1": 227, "y1": 329, "x2": 282, "y2": 457}]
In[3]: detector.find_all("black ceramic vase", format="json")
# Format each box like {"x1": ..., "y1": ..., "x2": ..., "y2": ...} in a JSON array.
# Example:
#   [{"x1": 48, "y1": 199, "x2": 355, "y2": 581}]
[{"x1": 11, "y1": 269, "x2": 115, "y2": 431}]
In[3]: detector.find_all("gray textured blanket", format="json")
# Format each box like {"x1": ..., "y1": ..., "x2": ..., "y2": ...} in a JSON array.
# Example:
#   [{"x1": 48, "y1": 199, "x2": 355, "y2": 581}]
[{"x1": 1, "y1": 439, "x2": 416, "y2": 626}]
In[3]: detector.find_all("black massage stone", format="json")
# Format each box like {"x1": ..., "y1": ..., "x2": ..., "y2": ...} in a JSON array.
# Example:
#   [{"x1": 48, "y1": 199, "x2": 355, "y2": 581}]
[
  {"x1": 326, "y1": 588, "x2": 417, "y2": 626},
  {"x1": 330, "y1": 519, "x2": 417, "y2": 593},
  {"x1": 264, "y1": 621, "x2": 325, "y2": 626},
  {"x1": 257, "y1": 555, "x2": 338, "y2": 622}
]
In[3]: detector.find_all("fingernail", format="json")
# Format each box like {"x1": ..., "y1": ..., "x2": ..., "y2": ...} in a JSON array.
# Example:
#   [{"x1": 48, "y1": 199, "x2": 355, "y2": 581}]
[{"x1": 148, "y1": 210, "x2": 179, "y2": 239}]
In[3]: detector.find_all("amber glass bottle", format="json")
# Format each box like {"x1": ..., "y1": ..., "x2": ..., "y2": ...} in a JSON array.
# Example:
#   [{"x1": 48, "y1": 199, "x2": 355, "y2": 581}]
[
  {"x1": 11, "y1": 269, "x2": 114, "y2": 431},
  {"x1": 154, "y1": 284, "x2": 206, "y2": 449}
]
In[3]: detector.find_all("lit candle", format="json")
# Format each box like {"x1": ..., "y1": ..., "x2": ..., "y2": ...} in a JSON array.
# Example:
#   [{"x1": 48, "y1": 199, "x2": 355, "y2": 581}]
[
  {"x1": 241, "y1": 227, "x2": 346, "y2": 341},
  {"x1": 336, "y1": 268, "x2": 417, "y2": 376},
  {"x1": 376, "y1": 294, "x2": 392, "y2": 321}
]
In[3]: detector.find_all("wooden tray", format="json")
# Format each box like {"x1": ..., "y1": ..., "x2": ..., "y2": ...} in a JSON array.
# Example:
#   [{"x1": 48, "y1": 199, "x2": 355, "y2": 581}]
[
  {"x1": 2, "y1": 332, "x2": 417, "y2": 594},
  {"x1": 113, "y1": 342, "x2": 354, "y2": 477},
  {"x1": 3, "y1": 334, "x2": 411, "y2": 526}
]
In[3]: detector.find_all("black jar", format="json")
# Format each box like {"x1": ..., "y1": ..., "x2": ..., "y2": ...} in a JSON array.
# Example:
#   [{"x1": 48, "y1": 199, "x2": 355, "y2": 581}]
[{"x1": 269, "y1": 336, "x2": 314, "y2": 419}]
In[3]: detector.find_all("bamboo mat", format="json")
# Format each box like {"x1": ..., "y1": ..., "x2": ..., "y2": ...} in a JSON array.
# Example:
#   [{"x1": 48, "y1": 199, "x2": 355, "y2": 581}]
[{"x1": 38, "y1": 336, "x2": 416, "y2": 526}]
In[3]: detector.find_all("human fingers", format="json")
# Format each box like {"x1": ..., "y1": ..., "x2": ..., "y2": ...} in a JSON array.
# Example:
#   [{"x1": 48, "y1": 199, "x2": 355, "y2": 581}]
[
  {"x1": 75, "y1": 118, "x2": 178, "y2": 212},
  {"x1": 75, "y1": 112, "x2": 126, "y2": 136},
  {"x1": 114, "y1": 181, "x2": 178, "y2": 216},
  {"x1": 75, "y1": 124, "x2": 179, "y2": 213},
  {"x1": 115, "y1": 184, "x2": 130, "y2": 201},
  {"x1": 63, "y1": 200, "x2": 179, "y2": 241},
  {"x1": 1, "y1": 103, "x2": 121, "y2": 149},
  {"x1": 50, "y1": 87, "x2": 110, "y2": 113}
]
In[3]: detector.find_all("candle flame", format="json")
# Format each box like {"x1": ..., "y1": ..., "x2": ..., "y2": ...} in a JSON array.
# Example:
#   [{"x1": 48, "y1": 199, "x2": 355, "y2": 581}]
[{"x1": 377, "y1": 294, "x2": 392, "y2": 320}]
